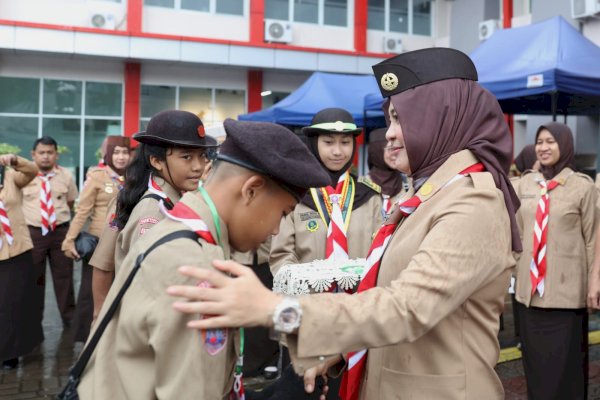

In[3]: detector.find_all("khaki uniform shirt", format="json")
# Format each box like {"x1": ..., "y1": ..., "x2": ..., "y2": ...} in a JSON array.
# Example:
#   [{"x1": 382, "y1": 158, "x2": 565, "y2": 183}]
[
  {"x1": 0, "y1": 157, "x2": 38, "y2": 260},
  {"x1": 514, "y1": 168, "x2": 599, "y2": 308},
  {"x1": 62, "y1": 168, "x2": 121, "y2": 251},
  {"x1": 286, "y1": 150, "x2": 515, "y2": 400},
  {"x1": 22, "y1": 165, "x2": 78, "y2": 227},
  {"x1": 88, "y1": 198, "x2": 117, "y2": 272},
  {"x1": 269, "y1": 190, "x2": 382, "y2": 275},
  {"x1": 78, "y1": 192, "x2": 237, "y2": 399}
]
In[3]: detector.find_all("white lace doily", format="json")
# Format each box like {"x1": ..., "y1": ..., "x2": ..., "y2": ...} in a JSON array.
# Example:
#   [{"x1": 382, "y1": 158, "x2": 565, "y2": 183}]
[{"x1": 273, "y1": 258, "x2": 367, "y2": 295}]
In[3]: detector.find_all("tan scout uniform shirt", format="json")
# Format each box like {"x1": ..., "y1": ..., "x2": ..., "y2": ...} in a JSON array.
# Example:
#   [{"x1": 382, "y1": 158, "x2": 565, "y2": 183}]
[
  {"x1": 112, "y1": 176, "x2": 181, "y2": 273},
  {"x1": 514, "y1": 168, "x2": 599, "y2": 309},
  {"x1": 0, "y1": 157, "x2": 38, "y2": 260},
  {"x1": 285, "y1": 150, "x2": 515, "y2": 400},
  {"x1": 62, "y1": 168, "x2": 120, "y2": 251},
  {"x1": 78, "y1": 192, "x2": 238, "y2": 399},
  {"x1": 88, "y1": 198, "x2": 117, "y2": 272},
  {"x1": 22, "y1": 165, "x2": 78, "y2": 227},
  {"x1": 269, "y1": 191, "x2": 382, "y2": 275}
]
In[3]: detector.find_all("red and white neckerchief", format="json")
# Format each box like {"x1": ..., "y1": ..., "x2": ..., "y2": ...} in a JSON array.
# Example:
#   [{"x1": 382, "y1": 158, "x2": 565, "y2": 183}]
[
  {"x1": 381, "y1": 194, "x2": 393, "y2": 218},
  {"x1": 340, "y1": 162, "x2": 484, "y2": 400},
  {"x1": 39, "y1": 171, "x2": 57, "y2": 236},
  {"x1": 529, "y1": 178, "x2": 560, "y2": 297},
  {"x1": 148, "y1": 175, "x2": 175, "y2": 208},
  {"x1": 0, "y1": 200, "x2": 14, "y2": 249},
  {"x1": 161, "y1": 201, "x2": 245, "y2": 400},
  {"x1": 324, "y1": 172, "x2": 351, "y2": 260}
]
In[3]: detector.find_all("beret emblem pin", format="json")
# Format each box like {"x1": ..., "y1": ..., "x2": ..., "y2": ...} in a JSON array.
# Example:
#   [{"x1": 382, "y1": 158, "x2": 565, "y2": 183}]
[{"x1": 381, "y1": 73, "x2": 399, "y2": 91}]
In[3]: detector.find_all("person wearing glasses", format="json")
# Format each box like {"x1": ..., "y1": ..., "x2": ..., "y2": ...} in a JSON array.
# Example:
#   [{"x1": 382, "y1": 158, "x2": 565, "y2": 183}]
[{"x1": 88, "y1": 110, "x2": 218, "y2": 320}]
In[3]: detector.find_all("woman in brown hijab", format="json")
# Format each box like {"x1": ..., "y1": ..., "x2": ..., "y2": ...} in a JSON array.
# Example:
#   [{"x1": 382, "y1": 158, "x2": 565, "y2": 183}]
[
  {"x1": 165, "y1": 48, "x2": 520, "y2": 400},
  {"x1": 513, "y1": 122, "x2": 598, "y2": 400},
  {"x1": 514, "y1": 144, "x2": 540, "y2": 174}
]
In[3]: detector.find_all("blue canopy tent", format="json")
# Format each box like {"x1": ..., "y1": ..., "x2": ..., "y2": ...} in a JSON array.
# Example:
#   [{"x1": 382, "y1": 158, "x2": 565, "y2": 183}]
[
  {"x1": 238, "y1": 72, "x2": 382, "y2": 126},
  {"x1": 471, "y1": 16, "x2": 600, "y2": 117}
]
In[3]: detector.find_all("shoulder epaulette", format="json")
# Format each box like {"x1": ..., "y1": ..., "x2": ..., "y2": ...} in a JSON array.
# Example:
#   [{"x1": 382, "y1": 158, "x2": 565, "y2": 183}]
[
  {"x1": 574, "y1": 172, "x2": 594, "y2": 183},
  {"x1": 357, "y1": 176, "x2": 381, "y2": 194}
]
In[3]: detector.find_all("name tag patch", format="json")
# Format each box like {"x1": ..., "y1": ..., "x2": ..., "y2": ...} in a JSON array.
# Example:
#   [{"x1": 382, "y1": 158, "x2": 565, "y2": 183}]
[{"x1": 299, "y1": 211, "x2": 320, "y2": 221}]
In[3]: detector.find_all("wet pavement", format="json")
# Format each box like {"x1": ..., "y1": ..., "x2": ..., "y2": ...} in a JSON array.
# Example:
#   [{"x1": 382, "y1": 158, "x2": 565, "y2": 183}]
[{"x1": 2, "y1": 265, "x2": 600, "y2": 399}]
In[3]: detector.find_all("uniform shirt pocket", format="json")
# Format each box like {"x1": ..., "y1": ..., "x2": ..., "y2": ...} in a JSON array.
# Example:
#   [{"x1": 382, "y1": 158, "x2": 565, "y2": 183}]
[{"x1": 380, "y1": 367, "x2": 466, "y2": 400}]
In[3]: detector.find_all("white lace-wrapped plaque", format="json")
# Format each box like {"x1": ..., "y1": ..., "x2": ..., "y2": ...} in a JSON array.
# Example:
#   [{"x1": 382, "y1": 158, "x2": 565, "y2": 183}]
[{"x1": 273, "y1": 258, "x2": 367, "y2": 295}]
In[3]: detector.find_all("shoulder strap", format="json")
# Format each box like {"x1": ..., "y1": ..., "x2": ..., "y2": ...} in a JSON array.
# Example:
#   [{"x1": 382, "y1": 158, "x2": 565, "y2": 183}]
[
  {"x1": 68, "y1": 230, "x2": 200, "y2": 381},
  {"x1": 140, "y1": 193, "x2": 174, "y2": 210}
]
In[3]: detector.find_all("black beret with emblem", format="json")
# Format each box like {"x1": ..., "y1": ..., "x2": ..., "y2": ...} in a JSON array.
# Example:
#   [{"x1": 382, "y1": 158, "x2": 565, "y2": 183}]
[
  {"x1": 218, "y1": 119, "x2": 331, "y2": 201},
  {"x1": 372, "y1": 48, "x2": 478, "y2": 98},
  {"x1": 302, "y1": 108, "x2": 363, "y2": 137},
  {"x1": 133, "y1": 110, "x2": 218, "y2": 148}
]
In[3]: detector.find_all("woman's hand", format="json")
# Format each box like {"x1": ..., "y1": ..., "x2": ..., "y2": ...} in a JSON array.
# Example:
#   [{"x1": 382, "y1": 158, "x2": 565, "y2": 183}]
[
  {"x1": 0, "y1": 154, "x2": 17, "y2": 167},
  {"x1": 166, "y1": 260, "x2": 282, "y2": 329},
  {"x1": 63, "y1": 240, "x2": 81, "y2": 260}
]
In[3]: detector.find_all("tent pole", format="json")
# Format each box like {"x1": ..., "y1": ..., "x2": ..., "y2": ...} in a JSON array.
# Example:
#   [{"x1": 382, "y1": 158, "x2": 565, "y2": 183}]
[{"x1": 551, "y1": 92, "x2": 558, "y2": 121}]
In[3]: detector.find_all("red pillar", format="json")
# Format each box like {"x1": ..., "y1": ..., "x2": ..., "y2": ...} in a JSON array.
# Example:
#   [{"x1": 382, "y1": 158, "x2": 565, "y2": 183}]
[
  {"x1": 124, "y1": 63, "x2": 141, "y2": 138},
  {"x1": 127, "y1": 0, "x2": 143, "y2": 33},
  {"x1": 354, "y1": 0, "x2": 367, "y2": 52},
  {"x1": 249, "y1": 0, "x2": 265, "y2": 44},
  {"x1": 247, "y1": 70, "x2": 263, "y2": 113}
]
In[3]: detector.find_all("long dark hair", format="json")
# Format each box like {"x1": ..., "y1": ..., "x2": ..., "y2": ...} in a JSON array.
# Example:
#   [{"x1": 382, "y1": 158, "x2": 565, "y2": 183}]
[{"x1": 114, "y1": 143, "x2": 167, "y2": 230}]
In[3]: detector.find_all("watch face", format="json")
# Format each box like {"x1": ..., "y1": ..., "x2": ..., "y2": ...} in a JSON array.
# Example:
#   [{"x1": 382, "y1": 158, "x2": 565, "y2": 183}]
[{"x1": 281, "y1": 307, "x2": 299, "y2": 324}]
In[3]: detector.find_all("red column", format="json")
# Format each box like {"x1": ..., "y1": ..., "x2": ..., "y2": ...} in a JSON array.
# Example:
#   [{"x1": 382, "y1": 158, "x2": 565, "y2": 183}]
[
  {"x1": 354, "y1": 0, "x2": 367, "y2": 52},
  {"x1": 127, "y1": 0, "x2": 143, "y2": 33},
  {"x1": 249, "y1": 0, "x2": 265, "y2": 44},
  {"x1": 124, "y1": 63, "x2": 141, "y2": 138},
  {"x1": 247, "y1": 70, "x2": 263, "y2": 113}
]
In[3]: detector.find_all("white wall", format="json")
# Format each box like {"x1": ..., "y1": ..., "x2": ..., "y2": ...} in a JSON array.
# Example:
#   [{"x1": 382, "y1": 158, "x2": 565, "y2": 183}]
[
  {"x1": 141, "y1": 62, "x2": 247, "y2": 90},
  {"x1": 288, "y1": 23, "x2": 354, "y2": 51},
  {"x1": 263, "y1": 70, "x2": 311, "y2": 93}
]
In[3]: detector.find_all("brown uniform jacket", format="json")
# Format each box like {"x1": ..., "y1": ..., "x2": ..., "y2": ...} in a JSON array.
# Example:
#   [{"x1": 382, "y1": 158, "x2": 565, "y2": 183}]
[
  {"x1": 269, "y1": 190, "x2": 382, "y2": 275},
  {"x1": 286, "y1": 150, "x2": 515, "y2": 400},
  {"x1": 22, "y1": 165, "x2": 78, "y2": 227},
  {"x1": 62, "y1": 168, "x2": 120, "y2": 251},
  {"x1": 514, "y1": 168, "x2": 599, "y2": 308},
  {"x1": 0, "y1": 157, "x2": 38, "y2": 260},
  {"x1": 78, "y1": 192, "x2": 238, "y2": 399},
  {"x1": 88, "y1": 198, "x2": 117, "y2": 272}
]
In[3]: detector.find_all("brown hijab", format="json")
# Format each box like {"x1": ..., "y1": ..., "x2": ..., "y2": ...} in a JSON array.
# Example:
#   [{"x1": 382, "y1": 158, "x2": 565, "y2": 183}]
[
  {"x1": 104, "y1": 135, "x2": 131, "y2": 176},
  {"x1": 386, "y1": 78, "x2": 521, "y2": 252},
  {"x1": 514, "y1": 144, "x2": 537, "y2": 174},
  {"x1": 535, "y1": 122, "x2": 575, "y2": 180},
  {"x1": 367, "y1": 128, "x2": 405, "y2": 196}
]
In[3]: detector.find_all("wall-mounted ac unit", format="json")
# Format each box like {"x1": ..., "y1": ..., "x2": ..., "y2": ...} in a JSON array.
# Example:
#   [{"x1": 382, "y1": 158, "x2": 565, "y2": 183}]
[
  {"x1": 383, "y1": 36, "x2": 403, "y2": 54},
  {"x1": 89, "y1": 12, "x2": 116, "y2": 29},
  {"x1": 571, "y1": 0, "x2": 600, "y2": 18},
  {"x1": 264, "y1": 19, "x2": 292, "y2": 43},
  {"x1": 478, "y1": 19, "x2": 500, "y2": 40}
]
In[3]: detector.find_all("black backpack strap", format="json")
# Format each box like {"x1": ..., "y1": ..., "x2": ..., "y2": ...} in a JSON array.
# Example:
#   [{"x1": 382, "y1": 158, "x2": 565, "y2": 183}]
[
  {"x1": 68, "y1": 230, "x2": 200, "y2": 380},
  {"x1": 140, "y1": 193, "x2": 174, "y2": 210}
]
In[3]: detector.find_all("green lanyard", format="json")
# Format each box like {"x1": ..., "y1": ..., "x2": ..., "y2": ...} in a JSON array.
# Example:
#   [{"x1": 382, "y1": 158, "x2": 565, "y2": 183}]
[{"x1": 198, "y1": 186, "x2": 222, "y2": 247}]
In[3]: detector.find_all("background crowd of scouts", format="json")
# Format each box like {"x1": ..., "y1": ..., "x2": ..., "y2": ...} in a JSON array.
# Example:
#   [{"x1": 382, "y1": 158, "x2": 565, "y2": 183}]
[{"x1": 0, "y1": 47, "x2": 598, "y2": 400}]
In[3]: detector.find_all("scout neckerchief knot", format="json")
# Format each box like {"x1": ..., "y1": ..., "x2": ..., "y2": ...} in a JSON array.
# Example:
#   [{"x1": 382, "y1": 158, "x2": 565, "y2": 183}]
[
  {"x1": 0, "y1": 200, "x2": 13, "y2": 249},
  {"x1": 339, "y1": 162, "x2": 485, "y2": 400},
  {"x1": 530, "y1": 177, "x2": 562, "y2": 297},
  {"x1": 311, "y1": 171, "x2": 355, "y2": 260},
  {"x1": 381, "y1": 194, "x2": 393, "y2": 218},
  {"x1": 38, "y1": 171, "x2": 57, "y2": 236},
  {"x1": 148, "y1": 174, "x2": 175, "y2": 209},
  {"x1": 160, "y1": 191, "x2": 245, "y2": 400}
]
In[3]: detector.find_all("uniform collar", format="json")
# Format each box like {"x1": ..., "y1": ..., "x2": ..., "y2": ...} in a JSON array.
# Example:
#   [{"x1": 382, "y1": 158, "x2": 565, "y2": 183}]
[
  {"x1": 544, "y1": 167, "x2": 574, "y2": 186},
  {"x1": 154, "y1": 175, "x2": 183, "y2": 203},
  {"x1": 178, "y1": 191, "x2": 231, "y2": 259}
]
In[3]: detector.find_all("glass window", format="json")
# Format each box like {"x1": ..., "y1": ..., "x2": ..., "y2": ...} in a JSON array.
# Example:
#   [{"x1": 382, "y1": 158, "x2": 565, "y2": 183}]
[
  {"x1": 367, "y1": 0, "x2": 385, "y2": 30},
  {"x1": 42, "y1": 118, "x2": 81, "y2": 175},
  {"x1": 140, "y1": 85, "x2": 176, "y2": 118},
  {"x1": 216, "y1": 0, "x2": 244, "y2": 15},
  {"x1": 265, "y1": 0, "x2": 289, "y2": 19},
  {"x1": 389, "y1": 0, "x2": 408, "y2": 33},
  {"x1": 179, "y1": 87, "x2": 213, "y2": 125},
  {"x1": 324, "y1": 0, "x2": 347, "y2": 26},
  {"x1": 85, "y1": 82, "x2": 122, "y2": 117},
  {"x1": 294, "y1": 0, "x2": 318, "y2": 23},
  {"x1": 84, "y1": 119, "x2": 122, "y2": 170},
  {"x1": 144, "y1": 0, "x2": 175, "y2": 7},
  {"x1": 412, "y1": 0, "x2": 431, "y2": 35},
  {"x1": 0, "y1": 77, "x2": 39, "y2": 114},
  {"x1": 214, "y1": 89, "x2": 245, "y2": 124},
  {"x1": 43, "y1": 80, "x2": 82, "y2": 116},
  {"x1": 0, "y1": 117, "x2": 38, "y2": 158},
  {"x1": 181, "y1": 0, "x2": 210, "y2": 11}
]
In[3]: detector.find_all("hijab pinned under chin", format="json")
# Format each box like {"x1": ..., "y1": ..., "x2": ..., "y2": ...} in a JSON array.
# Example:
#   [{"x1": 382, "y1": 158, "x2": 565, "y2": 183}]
[
  {"x1": 385, "y1": 78, "x2": 522, "y2": 252},
  {"x1": 535, "y1": 122, "x2": 576, "y2": 180}
]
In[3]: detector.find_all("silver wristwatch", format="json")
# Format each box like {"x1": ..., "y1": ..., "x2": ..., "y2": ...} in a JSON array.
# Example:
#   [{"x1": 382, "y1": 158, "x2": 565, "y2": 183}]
[{"x1": 272, "y1": 296, "x2": 303, "y2": 334}]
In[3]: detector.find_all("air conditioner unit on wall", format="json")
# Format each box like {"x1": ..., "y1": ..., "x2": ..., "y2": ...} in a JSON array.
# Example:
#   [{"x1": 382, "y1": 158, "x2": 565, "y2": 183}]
[
  {"x1": 264, "y1": 19, "x2": 292, "y2": 44},
  {"x1": 478, "y1": 19, "x2": 500, "y2": 41},
  {"x1": 383, "y1": 36, "x2": 403, "y2": 54},
  {"x1": 571, "y1": 0, "x2": 600, "y2": 18},
  {"x1": 89, "y1": 12, "x2": 116, "y2": 29}
]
